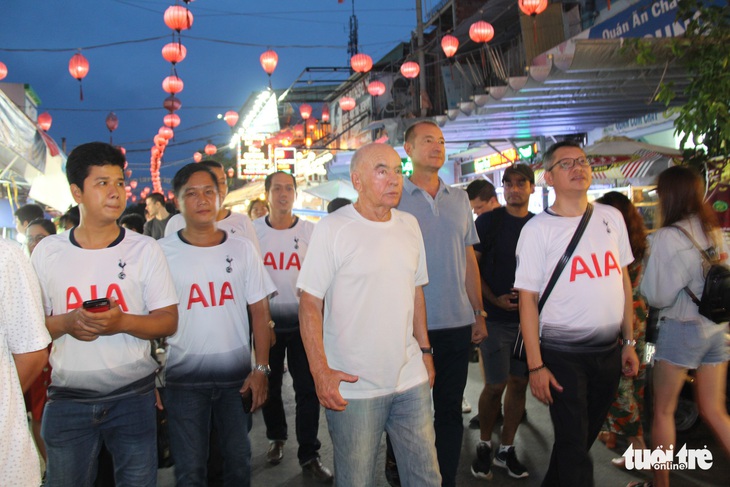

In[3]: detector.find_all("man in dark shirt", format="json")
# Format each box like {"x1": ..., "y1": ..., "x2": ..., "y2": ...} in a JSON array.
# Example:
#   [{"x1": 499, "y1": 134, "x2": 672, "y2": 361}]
[
  {"x1": 143, "y1": 192, "x2": 172, "y2": 239},
  {"x1": 471, "y1": 164, "x2": 535, "y2": 480}
]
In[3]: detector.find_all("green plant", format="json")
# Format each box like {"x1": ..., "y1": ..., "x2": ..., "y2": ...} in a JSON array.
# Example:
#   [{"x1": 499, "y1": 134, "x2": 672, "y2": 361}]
[{"x1": 625, "y1": 1, "x2": 730, "y2": 171}]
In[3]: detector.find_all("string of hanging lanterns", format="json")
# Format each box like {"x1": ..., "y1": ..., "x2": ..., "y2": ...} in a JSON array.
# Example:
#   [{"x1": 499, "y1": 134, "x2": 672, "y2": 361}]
[{"x1": 149, "y1": 1, "x2": 194, "y2": 193}]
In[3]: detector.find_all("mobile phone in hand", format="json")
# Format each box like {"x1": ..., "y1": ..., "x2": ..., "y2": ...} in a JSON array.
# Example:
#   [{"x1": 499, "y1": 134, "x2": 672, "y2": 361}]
[
  {"x1": 241, "y1": 390, "x2": 253, "y2": 414},
  {"x1": 82, "y1": 298, "x2": 110, "y2": 313}
]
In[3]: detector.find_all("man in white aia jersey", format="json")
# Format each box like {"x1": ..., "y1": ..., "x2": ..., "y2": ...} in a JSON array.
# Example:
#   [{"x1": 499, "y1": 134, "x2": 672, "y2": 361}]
[
  {"x1": 31, "y1": 142, "x2": 179, "y2": 487},
  {"x1": 159, "y1": 163, "x2": 276, "y2": 486},
  {"x1": 255, "y1": 171, "x2": 333, "y2": 482},
  {"x1": 164, "y1": 159, "x2": 260, "y2": 254}
]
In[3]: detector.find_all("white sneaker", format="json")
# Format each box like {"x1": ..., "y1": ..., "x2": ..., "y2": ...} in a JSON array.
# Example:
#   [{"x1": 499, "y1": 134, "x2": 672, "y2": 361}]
[{"x1": 462, "y1": 397, "x2": 472, "y2": 414}]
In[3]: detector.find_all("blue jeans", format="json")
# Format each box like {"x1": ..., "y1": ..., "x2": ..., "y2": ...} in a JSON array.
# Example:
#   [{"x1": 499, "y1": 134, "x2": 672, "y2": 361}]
[
  {"x1": 325, "y1": 382, "x2": 441, "y2": 487},
  {"x1": 41, "y1": 389, "x2": 157, "y2": 487},
  {"x1": 163, "y1": 386, "x2": 251, "y2": 487}
]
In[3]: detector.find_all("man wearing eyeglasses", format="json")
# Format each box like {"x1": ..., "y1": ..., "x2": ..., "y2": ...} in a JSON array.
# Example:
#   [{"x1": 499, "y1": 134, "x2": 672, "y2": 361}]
[{"x1": 513, "y1": 141, "x2": 639, "y2": 486}]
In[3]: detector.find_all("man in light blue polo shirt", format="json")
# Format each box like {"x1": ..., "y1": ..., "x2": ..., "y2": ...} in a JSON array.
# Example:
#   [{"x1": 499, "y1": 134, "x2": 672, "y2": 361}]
[{"x1": 393, "y1": 120, "x2": 488, "y2": 487}]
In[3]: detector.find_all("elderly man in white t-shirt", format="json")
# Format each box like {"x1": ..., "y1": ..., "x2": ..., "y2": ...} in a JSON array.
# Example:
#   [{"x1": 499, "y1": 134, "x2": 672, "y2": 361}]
[{"x1": 298, "y1": 143, "x2": 441, "y2": 487}]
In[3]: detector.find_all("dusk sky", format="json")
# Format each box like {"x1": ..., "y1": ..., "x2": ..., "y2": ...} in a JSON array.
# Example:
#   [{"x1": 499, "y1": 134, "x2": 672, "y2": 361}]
[{"x1": 1, "y1": 0, "x2": 418, "y2": 186}]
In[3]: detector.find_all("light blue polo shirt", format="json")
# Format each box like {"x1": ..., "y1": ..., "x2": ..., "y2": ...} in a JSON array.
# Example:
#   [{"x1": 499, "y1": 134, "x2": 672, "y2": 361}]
[{"x1": 398, "y1": 177, "x2": 479, "y2": 330}]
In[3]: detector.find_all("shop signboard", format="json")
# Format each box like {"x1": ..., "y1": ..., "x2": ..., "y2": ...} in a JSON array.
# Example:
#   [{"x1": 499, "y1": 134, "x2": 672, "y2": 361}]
[
  {"x1": 706, "y1": 158, "x2": 730, "y2": 232},
  {"x1": 588, "y1": 0, "x2": 725, "y2": 40},
  {"x1": 274, "y1": 147, "x2": 296, "y2": 176},
  {"x1": 237, "y1": 137, "x2": 272, "y2": 179}
]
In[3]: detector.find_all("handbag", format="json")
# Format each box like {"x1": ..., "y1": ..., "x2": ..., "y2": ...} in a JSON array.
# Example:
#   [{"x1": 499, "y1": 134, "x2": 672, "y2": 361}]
[{"x1": 513, "y1": 204, "x2": 594, "y2": 361}]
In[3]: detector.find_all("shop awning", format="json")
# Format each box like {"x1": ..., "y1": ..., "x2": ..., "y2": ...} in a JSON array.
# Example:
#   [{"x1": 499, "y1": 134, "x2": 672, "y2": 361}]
[
  {"x1": 534, "y1": 137, "x2": 680, "y2": 186},
  {"x1": 0, "y1": 88, "x2": 73, "y2": 212},
  {"x1": 437, "y1": 37, "x2": 689, "y2": 145}
]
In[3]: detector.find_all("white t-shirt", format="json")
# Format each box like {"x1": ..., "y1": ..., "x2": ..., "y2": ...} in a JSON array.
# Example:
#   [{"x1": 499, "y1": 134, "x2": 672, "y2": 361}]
[
  {"x1": 514, "y1": 203, "x2": 634, "y2": 347},
  {"x1": 159, "y1": 231, "x2": 276, "y2": 388},
  {"x1": 165, "y1": 211, "x2": 261, "y2": 255},
  {"x1": 254, "y1": 216, "x2": 314, "y2": 330},
  {"x1": 31, "y1": 228, "x2": 179, "y2": 400},
  {"x1": 1, "y1": 239, "x2": 51, "y2": 486},
  {"x1": 641, "y1": 215, "x2": 730, "y2": 324},
  {"x1": 296, "y1": 205, "x2": 429, "y2": 399}
]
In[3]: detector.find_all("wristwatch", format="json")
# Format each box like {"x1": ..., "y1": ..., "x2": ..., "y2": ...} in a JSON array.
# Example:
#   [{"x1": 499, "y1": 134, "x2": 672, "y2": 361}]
[
  {"x1": 254, "y1": 364, "x2": 271, "y2": 376},
  {"x1": 420, "y1": 347, "x2": 434, "y2": 355},
  {"x1": 620, "y1": 339, "x2": 637, "y2": 347},
  {"x1": 473, "y1": 309, "x2": 488, "y2": 319}
]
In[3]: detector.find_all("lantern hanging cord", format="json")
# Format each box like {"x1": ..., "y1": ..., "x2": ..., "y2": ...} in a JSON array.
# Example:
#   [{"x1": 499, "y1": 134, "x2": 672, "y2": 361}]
[
  {"x1": 0, "y1": 36, "x2": 170, "y2": 52},
  {"x1": 0, "y1": 35, "x2": 404, "y2": 53}
]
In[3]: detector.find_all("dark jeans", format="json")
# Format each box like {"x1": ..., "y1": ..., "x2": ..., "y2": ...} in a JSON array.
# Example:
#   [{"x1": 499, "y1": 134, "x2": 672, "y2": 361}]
[
  {"x1": 262, "y1": 328, "x2": 322, "y2": 464},
  {"x1": 429, "y1": 325, "x2": 472, "y2": 487},
  {"x1": 541, "y1": 345, "x2": 622, "y2": 487},
  {"x1": 163, "y1": 387, "x2": 251, "y2": 487},
  {"x1": 42, "y1": 390, "x2": 157, "y2": 487}
]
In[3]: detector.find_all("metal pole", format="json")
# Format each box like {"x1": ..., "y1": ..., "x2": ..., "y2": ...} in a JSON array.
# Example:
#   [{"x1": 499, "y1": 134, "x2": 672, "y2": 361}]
[{"x1": 415, "y1": 0, "x2": 426, "y2": 117}]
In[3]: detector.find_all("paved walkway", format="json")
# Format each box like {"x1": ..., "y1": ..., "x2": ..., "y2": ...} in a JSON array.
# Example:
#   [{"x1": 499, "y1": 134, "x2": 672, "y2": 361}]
[{"x1": 157, "y1": 360, "x2": 726, "y2": 486}]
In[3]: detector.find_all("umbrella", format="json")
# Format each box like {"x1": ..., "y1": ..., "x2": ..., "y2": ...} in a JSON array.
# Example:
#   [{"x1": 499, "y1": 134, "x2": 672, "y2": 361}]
[
  {"x1": 302, "y1": 179, "x2": 358, "y2": 202},
  {"x1": 584, "y1": 136, "x2": 681, "y2": 181}
]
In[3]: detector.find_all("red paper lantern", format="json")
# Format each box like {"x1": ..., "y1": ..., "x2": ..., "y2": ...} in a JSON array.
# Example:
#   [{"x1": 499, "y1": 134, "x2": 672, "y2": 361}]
[
  {"x1": 205, "y1": 143, "x2": 217, "y2": 155},
  {"x1": 350, "y1": 53, "x2": 373, "y2": 73},
  {"x1": 441, "y1": 35, "x2": 459, "y2": 58},
  {"x1": 118, "y1": 146, "x2": 126, "y2": 156},
  {"x1": 400, "y1": 61, "x2": 420, "y2": 79},
  {"x1": 130, "y1": 180, "x2": 138, "y2": 189},
  {"x1": 469, "y1": 21, "x2": 495, "y2": 43},
  {"x1": 339, "y1": 97, "x2": 356, "y2": 112},
  {"x1": 68, "y1": 52, "x2": 89, "y2": 80},
  {"x1": 164, "y1": 5, "x2": 194, "y2": 32},
  {"x1": 307, "y1": 118, "x2": 317, "y2": 130},
  {"x1": 0, "y1": 62, "x2": 7, "y2": 81},
  {"x1": 367, "y1": 80, "x2": 386, "y2": 97},
  {"x1": 37, "y1": 112, "x2": 52, "y2": 131},
  {"x1": 158, "y1": 126, "x2": 174, "y2": 140},
  {"x1": 105, "y1": 112, "x2": 119, "y2": 132},
  {"x1": 299, "y1": 103, "x2": 312, "y2": 120},
  {"x1": 154, "y1": 135, "x2": 167, "y2": 148},
  {"x1": 227, "y1": 167, "x2": 235, "y2": 178},
  {"x1": 163, "y1": 95, "x2": 182, "y2": 112},
  {"x1": 321, "y1": 104, "x2": 330, "y2": 123},
  {"x1": 161, "y1": 42, "x2": 187, "y2": 64},
  {"x1": 125, "y1": 169, "x2": 133, "y2": 178},
  {"x1": 518, "y1": 0, "x2": 548, "y2": 16},
  {"x1": 164, "y1": 113, "x2": 181, "y2": 128},
  {"x1": 68, "y1": 52, "x2": 90, "y2": 101},
  {"x1": 193, "y1": 152, "x2": 202, "y2": 162},
  {"x1": 224, "y1": 111, "x2": 239, "y2": 128},
  {"x1": 293, "y1": 124, "x2": 304, "y2": 138},
  {"x1": 162, "y1": 75, "x2": 184, "y2": 94},
  {"x1": 260, "y1": 50, "x2": 278, "y2": 75}
]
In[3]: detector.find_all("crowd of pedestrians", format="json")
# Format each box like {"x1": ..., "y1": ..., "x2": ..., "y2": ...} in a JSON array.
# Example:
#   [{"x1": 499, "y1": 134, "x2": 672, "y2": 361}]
[{"x1": 1, "y1": 122, "x2": 729, "y2": 487}]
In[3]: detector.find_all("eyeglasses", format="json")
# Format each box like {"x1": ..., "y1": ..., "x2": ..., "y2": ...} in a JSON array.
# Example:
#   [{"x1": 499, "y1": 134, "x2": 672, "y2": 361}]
[{"x1": 547, "y1": 157, "x2": 590, "y2": 171}]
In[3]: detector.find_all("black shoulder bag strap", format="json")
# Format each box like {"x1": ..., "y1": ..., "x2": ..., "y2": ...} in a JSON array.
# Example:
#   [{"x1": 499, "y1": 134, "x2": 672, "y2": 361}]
[
  {"x1": 671, "y1": 224, "x2": 716, "y2": 306},
  {"x1": 514, "y1": 203, "x2": 593, "y2": 360},
  {"x1": 538, "y1": 203, "x2": 594, "y2": 312}
]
